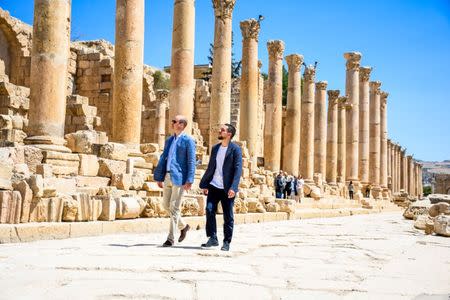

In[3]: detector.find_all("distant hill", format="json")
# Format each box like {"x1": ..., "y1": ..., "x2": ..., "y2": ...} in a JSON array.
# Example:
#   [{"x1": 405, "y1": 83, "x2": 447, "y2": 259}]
[{"x1": 418, "y1": 160, "x2": 450, "y2": 185}]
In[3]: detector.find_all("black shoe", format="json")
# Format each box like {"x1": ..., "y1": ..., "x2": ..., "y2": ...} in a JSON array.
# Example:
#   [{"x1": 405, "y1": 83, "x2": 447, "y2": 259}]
[
  {"x1": 221, "y1": 241, "x2": 230, "y2": 251},
  {"x1": 162, "y1": 240, "x2": 173, "y2": 247},
  {"x1": 201, "y1": 237, "x2": 219, "y2": 247},
  {"x1": 178, "y1": 224, "x2": 190, "y2": 242}
]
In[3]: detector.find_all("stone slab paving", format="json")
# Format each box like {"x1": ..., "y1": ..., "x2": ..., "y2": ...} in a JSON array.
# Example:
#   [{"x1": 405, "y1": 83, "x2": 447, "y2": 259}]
[{"x1": 0, "y1": 212, "x2": 449, "y2": 299}]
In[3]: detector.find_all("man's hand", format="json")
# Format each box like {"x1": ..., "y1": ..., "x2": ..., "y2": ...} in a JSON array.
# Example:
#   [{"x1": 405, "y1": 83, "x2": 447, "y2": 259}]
[
  {"x1": 157, "y1": 181, "x2": 163, "y2": 188},
  {"x1": 203, "y1": 189, "x2": 208, "y2": 195},
  {"x1": 228, "y1": 189, "x2": 235, "y2": 198},
  {"x1": 183, "y1": 183, "x2": 192, "y2": 191}
]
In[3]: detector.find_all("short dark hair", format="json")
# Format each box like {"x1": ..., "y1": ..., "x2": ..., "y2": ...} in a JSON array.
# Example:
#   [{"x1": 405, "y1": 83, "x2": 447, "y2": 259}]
[{"x1": 224, "y1": 123, "x2": 236, "y2": 139}]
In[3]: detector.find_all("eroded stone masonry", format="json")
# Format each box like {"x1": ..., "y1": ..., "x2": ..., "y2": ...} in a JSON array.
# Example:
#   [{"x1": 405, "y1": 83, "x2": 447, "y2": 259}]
[{"x1": 0, "y1": 2, "x2": 423, "y2": 230}]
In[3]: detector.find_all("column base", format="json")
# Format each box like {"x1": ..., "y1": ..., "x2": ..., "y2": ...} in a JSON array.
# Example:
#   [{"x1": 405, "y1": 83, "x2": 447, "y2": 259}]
[
  {"x1": 371, "y1": 185, "x2": 382, "y2": 200},
  {"x1": 24, "y1": 135, "x2": 71, "y2": 153}
]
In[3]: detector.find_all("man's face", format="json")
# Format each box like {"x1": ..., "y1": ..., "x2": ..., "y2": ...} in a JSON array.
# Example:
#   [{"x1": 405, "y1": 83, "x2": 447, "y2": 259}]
[
  {"x1": 217, "y1": 125, "x2": 229, "y2": 140},
  {"x1": 171, "y1": 117, "x2": 185, "y2": 132}
]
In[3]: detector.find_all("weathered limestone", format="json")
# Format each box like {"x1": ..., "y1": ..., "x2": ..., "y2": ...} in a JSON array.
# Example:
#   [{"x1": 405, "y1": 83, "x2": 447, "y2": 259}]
[
  {"x1": 337, "y1": 96, "x2": 348, "y2": 183},
  {"x1": 401, "y1": 148, "x2": 407, "y2": 192},
  {"x1": 314, "y1": 81, "x2": 328, "y2": 179},
  {"x1": 358, "y1": 66, "x2": 372, "y2": 185},
  {"x1": 169, "y1": 0, "x2": 195, "y2": 133},
  {"x1": 282, "y1": 54, "x2": 303, "y2": 176},
  {"x1": 264, "y1": 40, "x2": 285, "y2": 171},
  {"x1": 209, "y1": 0, "x2": 236, "y2": 148},
  {"x1": 408, "y1": 155, "x2": 414, "y2": 196},
  {"x1": 344, "y1": 52, "x2": 361, "y2": 182},
  {"x1": 239, "y1": 19, "x2": 260, "y2": 161},
  {"x1": 26, "y1": 0, "x2": 71, "y2": 152},
  {"x1": 155, "y1": 89, "x2": 169, "y2": 149},
  {"x1": 112, "y1": 0, "x2": 144, "y2": 147},
  {"x1": 326, "y1": 90, "x2": 340, "y2": 185},
  {"x1": 369, "y1": 81, "x2": 381, "y2": 198},
  {"x1": 380, "y1": 91, "x2": 389, "y2": 190},
  {"x1": 300, "y1": 66, "x2": 315, "y2": 182}
]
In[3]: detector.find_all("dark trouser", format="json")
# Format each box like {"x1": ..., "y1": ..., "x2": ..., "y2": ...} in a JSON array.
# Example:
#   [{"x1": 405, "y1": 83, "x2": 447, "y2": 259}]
[
  {"x1": 276, "y1": 189, "x2": 283, "y2": 199},
  {"x1": 349, "y1": 191, "x2": 354, "y2": 199},
  {"x1": 205, "y1": 184, "x2": 235, "y2": 243}
]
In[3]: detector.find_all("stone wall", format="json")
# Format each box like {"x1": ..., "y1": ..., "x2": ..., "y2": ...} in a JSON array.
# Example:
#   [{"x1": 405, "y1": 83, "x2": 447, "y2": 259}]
[
  {"x1": 193, "y1": 79, "x2": 211, "y2": 148},
  {"x1": 434, "y1": 173, "x2": 450, "y2": 194}
]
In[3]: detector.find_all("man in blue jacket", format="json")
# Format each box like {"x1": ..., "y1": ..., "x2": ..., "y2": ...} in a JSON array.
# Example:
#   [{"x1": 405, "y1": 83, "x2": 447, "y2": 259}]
[
  {"x1": 199, "y1": 124, "x2": 242, "y2": 251},
  {"x1": 154, "y1": 115, "x2": 196, "y2": 247}
]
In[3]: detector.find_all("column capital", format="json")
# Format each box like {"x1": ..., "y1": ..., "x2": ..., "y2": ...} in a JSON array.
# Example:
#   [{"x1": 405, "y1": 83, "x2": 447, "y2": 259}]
[
  {"x1": 344, "y1": 52, "x2": 362, "y2": 70},
  {"x1": 285, "y1": 54, "x2": 303, "y2": 71},
  {"x1": 338, "y1": 96, "x2": 350, "y2": 109},
  {"x1": 327, "y1": 90, "x2": 340, "y2": 103},
  {"x1": 315, "y1": 81, "x2": 328, "y2": 90},
  {"x1": 156, "y1": 89, "x2": 169, "y2": 101},
  {"x1": 212, "y1": 0, "x2": 236, "y2": 19},
  {"x1": 267, "y1": 40, "x2": 285, "y2": 61},
  {"x1": 258, "y1": 60, "x2": 263, "y2": 69},
  {"x1": 359, "y1": 66, "x2": 373, "y2": 82},
  {"x1": 240, "y1": 19, "x2": 260, "y2": 41},
  {"x1": 369, "y1": 81, "x2": 382, "y2": 94},
  {"x1": 303, "y1": 65, "x2": 316, "y2": 83}
]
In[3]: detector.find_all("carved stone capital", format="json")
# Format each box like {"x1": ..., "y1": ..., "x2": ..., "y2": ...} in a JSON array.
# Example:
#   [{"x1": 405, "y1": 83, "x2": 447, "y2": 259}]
[
  {"x1": 285, "y1": 54, "x2": 303, "y2": 72},
  {"x1": 212, "y1": 0, "x2": 236, "y2": 19},
  {"x1": 369, "y1": 81, "x2": 382, "y2": 94},
  {"x1": 156, "y1": 89, "x2": 169, "y2": 101},
  {"x1": 258, "y1": 60, "x2": 262, "y2": 69},
  {"x1": 337, "y1": 96, "x2": 349, "y2": 109},
  {"x1": 380, "y1": 91, "x2": 389, "y2": 104},
  {"x1": 267, "y1": 40, "x2": 285, "y2": 61},
  {"x1": 344, "y1": 52, "x2": 362, "y2": 70},
  {"x1": 327, "y1": 90, "x2": 340, "y2": 104},
  {"x1": 315, "y1": 81, "x2": 328, "y2": 90},
  {"x1": 303, "y1": 65, "x2": 316, "y2": 83},
  {"x1": 240, "y1": 19, "x2": 260, "y2": 41},
  {"x1": 359, "y1": 66, "x2": 372, "y2": 82}
]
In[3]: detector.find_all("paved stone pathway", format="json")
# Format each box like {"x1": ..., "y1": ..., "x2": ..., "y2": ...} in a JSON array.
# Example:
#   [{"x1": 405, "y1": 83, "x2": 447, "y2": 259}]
[{"x1": 0, "y1": 212, "x2": 449, "y2": 299}]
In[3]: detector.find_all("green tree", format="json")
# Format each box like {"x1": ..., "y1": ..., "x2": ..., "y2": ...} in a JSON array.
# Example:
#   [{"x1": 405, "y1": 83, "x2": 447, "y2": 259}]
[
  {"x1": 152, "y1": 71, "x2": 170, "y2": 90},
  {"x1": 282, "y1": 65, "x2": 288, "y2": 105},
  {"x1": 423, "y1": 186, "x2": 432, "y2": 196},
  {"x1": 204, "y1": 31, "x2": 241, "y2": 81}
]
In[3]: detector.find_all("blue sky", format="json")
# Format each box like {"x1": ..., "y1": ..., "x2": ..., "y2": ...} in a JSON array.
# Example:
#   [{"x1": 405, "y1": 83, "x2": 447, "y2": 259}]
[{"x1": 1, "y1": 0, "x2": 449, "y2": 162}]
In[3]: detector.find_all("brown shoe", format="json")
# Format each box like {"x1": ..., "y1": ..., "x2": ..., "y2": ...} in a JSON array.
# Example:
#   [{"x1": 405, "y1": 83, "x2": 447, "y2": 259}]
[
  {"x1": 162, "y1": 240, "x2": 173, "y2": 247},
  {"x1": 178, "y1": 224, "x2": 190, "y2": 242}
]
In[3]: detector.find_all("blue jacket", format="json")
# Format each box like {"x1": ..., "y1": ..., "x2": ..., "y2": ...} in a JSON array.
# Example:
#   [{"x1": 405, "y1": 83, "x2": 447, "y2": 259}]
[
  {"x1": 199, "y1": 142, "x2": 242, "y2": 193},
  {"x1": 153, "y1": 134, "x2": 196, "y2": 186}
]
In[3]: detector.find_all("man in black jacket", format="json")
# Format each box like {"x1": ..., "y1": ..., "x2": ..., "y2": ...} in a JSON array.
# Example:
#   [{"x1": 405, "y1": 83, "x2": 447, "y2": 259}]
[{"x1": 199, "y1": 124, "x2": 242, "y2": 251}]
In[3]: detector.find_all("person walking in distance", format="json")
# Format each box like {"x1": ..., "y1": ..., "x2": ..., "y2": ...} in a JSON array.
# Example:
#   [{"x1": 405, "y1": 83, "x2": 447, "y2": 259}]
[
  {"x1": 154, "y1": 115, "x2": 196, "y2": 247},
  {"x1": 199, "y1": 124, "x2": 242, "y2": 251},
  {"x1": 348, "y1": 181, "x2": 354, "y2": 200}
]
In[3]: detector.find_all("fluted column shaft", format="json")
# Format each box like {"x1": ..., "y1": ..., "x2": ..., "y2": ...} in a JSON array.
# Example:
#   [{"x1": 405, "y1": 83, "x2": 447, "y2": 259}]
[
  {"x1": 369, "y1": 81, "x2": 381, "y2": 187},
  {"x1": 27, "y1": 0, "x2": 71, "y2": 150},
  {"x1": 388, "y1": 140, "x2": 393, "y2": 191},
  {"x1": 299, "y1": 66, "x2": 316, "y2": 181},
  {"x1": 380, "y1": 92, "x2": 389, "y2": 188},
  {"x1": 408, "y1": 156, "x2": 414, "y2": 196},
  {"x1": 358, "y1": 67, "x2": 372, "y2": 184},
  {"x1": 314, "y1": 81, "x2": 328, "y2": 179},
  {"x1": 282, "y1": 54, "x2": 303, "y2": 176},
  {"x1": 209, "y1": 0, "x2": 236, "y2": 148},
  {"x1": 337, "y1": 96, "x2": 348, "y2": 183},
  {"x1": 344, "y1": 52, "x2": 362, "y2": 182},
  {"x1": 155, "y1": 89, "x2": 169, "y2": 149},
  {"x1": 169, "y1": 0, "x2": 195, "y2": 133},
  {"x1": 326, "y1": 90, "x2": 340, "y2": 184},
  {"x1": 264, "y1": 40, "x2": 285, "y2": 171},
  {"x1": 239, "y1": 19, "x2": 260, "y2": 160}
]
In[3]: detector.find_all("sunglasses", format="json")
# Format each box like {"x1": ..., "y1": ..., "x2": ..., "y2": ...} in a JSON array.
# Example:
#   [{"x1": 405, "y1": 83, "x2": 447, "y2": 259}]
[{"x1": 171, "y1": 120, "x2": 180, "y2": 124}]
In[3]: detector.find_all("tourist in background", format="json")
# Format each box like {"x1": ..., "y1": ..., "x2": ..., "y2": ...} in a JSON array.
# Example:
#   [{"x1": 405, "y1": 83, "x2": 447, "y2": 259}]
[
  {"x1": 275, "y1": 171, "x2": 285, "y2": 199},
  {"x1": 348, "y1": 181, "x2": 354, "y2": 200},
  {"x1": 296, "y1": 175, "x2": 304, "y2": 202},
  {"x1": 284, "y1": 175, "x2": 293, "y2": 199}
]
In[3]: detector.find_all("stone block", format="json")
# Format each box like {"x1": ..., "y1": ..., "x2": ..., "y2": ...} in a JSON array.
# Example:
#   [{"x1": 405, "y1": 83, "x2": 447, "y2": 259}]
[
  {"x1": 140, "y1": 143, "x2": 159, "y2": 154},
  {"x1": 130, "y1": 171, "x2": 146, "y2": 190},
  {"x1": 266, "y1": 202, "x2": 280, "y2": 212},
  {"x1": 234, "y1": 198, "x2": 248, "y2": 214},
  {"x1": 12, "y1": 180, "x2": 32, "y2": 223},
  {"x1": 28, "y1": 174, "x2": 44, "y2": 198},
  {"x1": 29, "y1": 198, "x2": 50, "y2": 222},
  {"x1": 48, "y1": 196, "x2": 65, "y2": 222},
  {"x1": 428, "y1": 202, "x2": 450, "y2": 217},
  {"x1": 43, "y1": 151, "x2": 79, "y2": 162},
  {"x1": 23, "y1": 146, "x2": 43, "y2": 173},
  {"x1": 111, "y1": 173, "x2": 132, "y2": 191},
  {"x1": 0, "y1": 160, "x2": 13, "y2": 190},
  {"x1": 246, "y1": 198, "x2": 266, "y2": 213},
  {"x1": 275, "y1": 199, "x2": 296, "y2": 213},
  {"x1": 62, "y1": 194, "x2": 79, "y2": 222},
  {"x1": 97, "y1": 196, "x2": 116, "y2": 221},
  {"x1": 99, "y1": 142, "x2": 129, "y2": 161},
  {"x1": 181, "y1": 197, "x2": 200, "y2": 216},
  {"x1": 36, "y1": 164, "x2": 53, "y2": 178},
  {"x1": 140, "y1": 197, "x2": 167, "y2": 218},
  {"x1": 76, "y1": 175, "x2": 110, "y2": 188},
  {"x1": 143, "y1": 153, "x2": 160, "y2": 165},
  {"x1": 434, "y1": 215, "x2": 450, "y2": 237},
  {"x1": 98, "y1": 158, "x2": 126, "y2": 177},
  {"x1": 43, "y1": 177, "x2": 77, "y2": 195},
  {"x1": 115, "y1": 196, "x2": 141, "y2": 219},
  {"x1": 78, "y1": 154, "x2": 99, "y2": 176}
]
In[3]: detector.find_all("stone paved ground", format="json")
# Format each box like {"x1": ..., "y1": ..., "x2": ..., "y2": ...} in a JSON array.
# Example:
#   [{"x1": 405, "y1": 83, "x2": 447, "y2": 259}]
[{"x1": 0, "y1": 212, "x2": 449, "y2": 300}]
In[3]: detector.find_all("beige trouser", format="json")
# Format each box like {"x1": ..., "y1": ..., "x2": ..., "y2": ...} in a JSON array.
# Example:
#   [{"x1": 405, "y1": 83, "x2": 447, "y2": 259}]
[{"x1": 162, "y1": 174, "x2": 186, "y2": 243}]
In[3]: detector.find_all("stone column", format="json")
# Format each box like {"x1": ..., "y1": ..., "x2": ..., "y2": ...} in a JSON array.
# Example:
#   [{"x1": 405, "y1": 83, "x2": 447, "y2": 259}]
[
  {"x1": 112, "y1": 0, "x2": 145, "y2": 147},
  {"x1": 408, "y1": 155, "x2": 414, "y2": 196},
  {"x1": 344, "y1": 52, "x2": 362, "y2": 182},
  {"x1": 369, "y1": 81, "x2": 381, "y2": 198},
  {"x1": 264, "y1": 40, "x2": 285, "y2": 171},
  {"x1": 155, "y1": 89, "x2": 169, "y2": 149},
  {"x1": 239, "y1": 19, "x2": 260, "y2": 161},
  {"x1": 392, "y1": 143, "x2": 397, "y2": 192},
  {"x1": 282, "y1": 54, "x2": 303, "y2": 176},
  {"x1": 400, "y1": 148, "x2": 407, "y2": 191},
  {"x1": 414, "y1": 162, "x2": 419, "y2": 197},
  {"x1": 209, "y1": 0, "x2": 236, "y2": 148},
  {"x1": 169, "y1": 0, "x2": 195, "y2": 133},
  {"x1": 418, "y1": 164, "x2": 423, "y2": 198},
  {"x1": 380, "y1": 91, "x2": 389, "y2": 191},
  {"x1": 26, "y1": 0, "x2": 72, "y2": 152},
  {"x1": 337, "y1": 96, "x2": 348, "y2": 184},
  {"x1": 326, "y1": 90, "x2": 340, "y2": 185},
  {"x1": 314, "y1": 81, "x2": 328, "y2": 179},
  {"x1": 388, "y1": 139, "x2": 393, "y2": 191},
  {"x1": 396, "y1": 144, "x2": 401, "y2": 192},
  {"x1": 299, "y1": 65, "x2": 316, "y2": 182},
  {"x1": 358, "y1": 66, "x2": 372, "y2": 185}
]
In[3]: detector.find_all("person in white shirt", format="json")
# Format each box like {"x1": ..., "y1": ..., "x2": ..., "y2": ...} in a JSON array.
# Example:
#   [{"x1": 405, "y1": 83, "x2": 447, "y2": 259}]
[{"x1": 296, "y1": 175, "x2": 305, "y2": 202}]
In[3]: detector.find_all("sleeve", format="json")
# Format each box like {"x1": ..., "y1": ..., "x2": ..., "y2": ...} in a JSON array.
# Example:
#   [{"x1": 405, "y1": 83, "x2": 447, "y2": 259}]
[
  {"x1": 186, "y1": 137, "x2": 196, "y2": 184},
  {"x1": 154, "y1": 138, "x2": 170, "y2": 182},
  {"x1": 230, "y1": 145, "x2": 243, "y2": 192}
]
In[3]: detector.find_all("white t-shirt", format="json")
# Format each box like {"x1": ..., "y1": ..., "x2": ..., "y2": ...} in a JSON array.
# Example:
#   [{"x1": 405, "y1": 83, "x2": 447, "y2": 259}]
[
  {"x1": 297, "y1": 179, "x2": 304, "y2": 189},
  {"x1": 210, "y1": 145, "x2": 228, "y2": 189}
]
